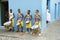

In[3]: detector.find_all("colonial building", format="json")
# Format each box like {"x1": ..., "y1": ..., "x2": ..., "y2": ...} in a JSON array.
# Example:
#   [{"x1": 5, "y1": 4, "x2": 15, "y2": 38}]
[{"x1": 0, "y1": 0, "x2": 60, "y2": 32}]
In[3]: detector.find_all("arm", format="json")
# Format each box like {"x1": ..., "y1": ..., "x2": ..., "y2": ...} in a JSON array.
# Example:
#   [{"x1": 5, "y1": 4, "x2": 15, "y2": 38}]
[
  {"x1": 30, "y1": 15, "x2": 32, "y2": 20},
  {"x1": 13, "y1": 13, "x2": 15, "y2": 18},
  {"x1": 22, "y1": 14, "x2": 24, "y2": 20},
  {"x1": 22, "y1": 14, "x2": 24, "y2": 18},
  {"x1": 24, "y1": 15, "x2": 27, "y2": 20},
  {"x1": 34, "y1": 15, "x2": 36, "y2": 22},
  {"x1": 39, "y1": 15, "x2": 42, "y2": 21}
]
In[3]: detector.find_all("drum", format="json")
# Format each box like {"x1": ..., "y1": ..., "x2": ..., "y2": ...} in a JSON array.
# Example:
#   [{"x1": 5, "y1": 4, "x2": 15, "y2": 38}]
[
  {"x1": 26, "y1": 21, "x2": 30, "y2": 24},
  {"x1": 4, "y1": 21, "x2": 11, "y2": 26},
  {"x1": 31, "y1": 25, "x2": 38, "y2": 29},
  {"x1": 4, "y1": 21, "x2": 12, "y2": 30},
  {"x1": 16, "y1": 22, "x2": 20, "y2": 26}
]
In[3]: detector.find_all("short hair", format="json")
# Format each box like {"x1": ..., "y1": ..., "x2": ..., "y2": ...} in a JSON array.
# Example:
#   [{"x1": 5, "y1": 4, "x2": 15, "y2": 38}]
[
  {"x1": 27, "y1": 10, "x2": 30, "y2": 14},
  {"x1": 36, "y1": 10, "x2": 39, "y2": 12},
  {"x1": 28, "y1": 10, "x2": 30, "y2": 12},
  {"x1": 18, "y1": 9, "x2": 20, "y2": 11},
  {"x1": 10, "y1": 9, "x2": 12, "y2": 11}
]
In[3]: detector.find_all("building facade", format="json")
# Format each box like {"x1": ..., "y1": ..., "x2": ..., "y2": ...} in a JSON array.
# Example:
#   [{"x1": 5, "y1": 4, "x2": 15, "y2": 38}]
[
  {"x1": 0, "y1": 0, "x2": 60, "y2": 32},
  {"x1": 8, "y1": 0, "x2": 47, "y2": 32}
]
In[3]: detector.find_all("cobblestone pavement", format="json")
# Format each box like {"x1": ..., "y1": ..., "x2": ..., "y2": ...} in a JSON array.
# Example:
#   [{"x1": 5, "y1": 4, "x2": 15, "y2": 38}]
[
  {"x1": 0, "y1": 19, "x2": 60, "y2": 40},
  {"x1": 42, "y1": 19, "x2": 60, "y2": 40},
  {"x1": 0, "y1": 31, "x2": 46, "y2": 40}
]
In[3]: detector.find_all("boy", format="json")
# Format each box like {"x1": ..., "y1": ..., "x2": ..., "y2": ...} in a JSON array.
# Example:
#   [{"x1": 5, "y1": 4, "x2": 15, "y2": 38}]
[
  {"x1": 34, "y1": 10, "x2": 42, "y2": 35},
  {"x1": 9, "y1": 9, "x2": 15, "y2": 31},
  {"x1": 25, "y1": 10, "x2": 32, "y2": 33},
  {"x1": 17, "y1": 9, "x2": 24, "y2": 32},
  {"x1": 46, "y1": 9, "x2": 51, "y2": 24}
]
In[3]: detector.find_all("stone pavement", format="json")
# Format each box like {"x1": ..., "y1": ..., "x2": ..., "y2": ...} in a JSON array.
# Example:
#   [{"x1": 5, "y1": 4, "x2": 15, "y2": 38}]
[
  {"x1": 0, "y1": 19, "x2": 60, "y2": 40},
  {"x1": 0, "y1": 31, "x2": 46, "y2": 40},
  {"x1": 42, "y1": 19, "x2": 60, "y2": 40}
]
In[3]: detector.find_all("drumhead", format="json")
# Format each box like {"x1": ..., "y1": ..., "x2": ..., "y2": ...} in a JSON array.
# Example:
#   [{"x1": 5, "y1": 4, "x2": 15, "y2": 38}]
[{"x1": 26, "y1": 21, "x2": 30, "y2": 23}]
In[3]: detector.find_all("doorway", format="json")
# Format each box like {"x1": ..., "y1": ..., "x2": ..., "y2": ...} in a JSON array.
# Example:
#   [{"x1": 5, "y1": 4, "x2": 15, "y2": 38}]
[
  {"x1": 58, "y1": 2, "x2": 60, "y2": 18},
  {"x1": 47, "y1": 0, "x2": 50, "y2": 10},
  {"x1": 54, "y1": 4, "x2": 57, "y2": 19},
  {"x1": 1, "y1": 1, "x2": 9, "y2": 26},
  {"x1": 46, "y1": 0, "x2": 50, "y2": 24}
]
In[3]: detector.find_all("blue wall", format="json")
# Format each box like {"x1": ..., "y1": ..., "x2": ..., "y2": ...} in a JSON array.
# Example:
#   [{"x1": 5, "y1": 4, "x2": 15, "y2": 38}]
[
  {"x1": 0, "y1": 0, "x2": 60, "y2": 31},
  {"x1": 50, "y1": 0, "x2": 55, "y2": 21},
  {"x1": 41, "y1": 0, "x2": 47, "y2": 32},
  {"x1": 8, "y1": 0, "x2": 47, "y2": 32},
  {"x1": 8, "y1": 0, "x2": 42, "y2": 31},
  {"x1": 55, "y1": 0, "x2": 59, "y2": 19},
  {"x1": 58, "y1": 2, "x2": 60, "y2": 18},
  {"x1": 50, "y1": 0, "x2": 60, "y2": 22},
  {"x1": 57, "y1": 0, "x2": 60, "y2": 18},
  {"x1": 47, "y1": 0, "x2": 50, "y2": 10}
]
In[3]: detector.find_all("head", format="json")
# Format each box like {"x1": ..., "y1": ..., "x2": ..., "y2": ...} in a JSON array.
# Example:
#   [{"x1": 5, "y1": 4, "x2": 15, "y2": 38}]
[
  {"x1": 35, "y1": 10, "x2": 39, "y2": 15},
  {"x1": 10, "y1": 9, "x2": 12, "y2": 13},
  {"x1": 27, "y1": 10, "x2": 30, "y2": 15},
  {"x1": 47, "y1": 9, "x2": 50, "y2": 13},
  {"x1": 18, "y1": 9, "x2": 21, "y2": 13}
]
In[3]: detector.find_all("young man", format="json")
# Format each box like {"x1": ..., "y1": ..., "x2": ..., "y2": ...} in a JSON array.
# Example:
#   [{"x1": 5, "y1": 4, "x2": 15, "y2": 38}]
[
  {"x1": 9, "y1": 9, "x2": 15, "y2": 31},
  {"x1": 17, "y1": 9, "x2": 24, "y2": 32},
  {"x1": 25, "y1": 10, "x2": 32, "y2": 33},
  {"x1": 46, "y1": 9, "x2": 51, "y2": 24},
  {"x1": 34, "y1": 10, "x2": 42, "y2": 35}
]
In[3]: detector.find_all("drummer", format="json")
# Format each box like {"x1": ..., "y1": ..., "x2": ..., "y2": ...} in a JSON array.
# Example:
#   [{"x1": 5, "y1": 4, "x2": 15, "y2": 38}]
[
  {"x1": 34, "y1": 10, "x2": 42, "y2": 34},
  {"x1": 9, "y1": 9, "x2": 15, "y2": 31},
  {"x1": 17, "y1": 9, "x2": 24, "y2": 32},
  {"x1": 25, "y1": 10, "x2": 32, "y2": 33}
]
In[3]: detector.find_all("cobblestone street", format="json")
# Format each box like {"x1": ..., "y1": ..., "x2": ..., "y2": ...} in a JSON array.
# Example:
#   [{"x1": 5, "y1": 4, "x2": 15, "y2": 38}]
[
  {"x1": 0, "y1": 19, "x2": 60, "y2": 40},
  {"x1": 0, "y1": 32, "x2": 46, "y2": 40}
]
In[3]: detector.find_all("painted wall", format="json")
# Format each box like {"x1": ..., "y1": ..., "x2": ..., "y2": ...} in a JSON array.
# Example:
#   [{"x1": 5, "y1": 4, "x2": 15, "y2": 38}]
[
  {"x1": 0, "y1": 0, "x2": 60, "y2": 31},
  {"x1": 50, "y1": 0, "x2": 60, "y2": 22},
  {"x1": 8, "y1": 0, "x2": 47, "y2": 32},
  {"x1": 47, "y1": 0, "x2": 50, "y2": 10},
  {"x1": 50, "y1": 0, "x2": 55, "y2": 21},
  {"x1": 41, "y1": 0, "x2": 47, "y2": 32},
  {"x1": 9, "y1": 0, "x2": 42, "y2": 31},
  {"x1": 58, "y1": 2, "x2": 60, "y2": 18},
  {"x1": 57, "y1": 0, "x2": 60, "y2": 18},
  {"x1": 55, "y1": 0, "x2": 59, "y2": 19}
]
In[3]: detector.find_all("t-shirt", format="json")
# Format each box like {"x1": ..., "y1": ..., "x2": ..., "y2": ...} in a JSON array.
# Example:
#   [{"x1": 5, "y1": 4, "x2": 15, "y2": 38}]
[
  {"x1": 18, "y1": 13, "x2": 24, "y2": 20},
  {"x1": 25, "y1": 14, "x2": 32, "y2": 21},
  {"x1": 46, "y1": 11, "x2": 51, "y2": 21},
  {"x1": 9, "y1": 13, "x2": 14, "y2": 20},
  {"x1": 35, "y1": 14, "x2": 41, "y2": 22}
]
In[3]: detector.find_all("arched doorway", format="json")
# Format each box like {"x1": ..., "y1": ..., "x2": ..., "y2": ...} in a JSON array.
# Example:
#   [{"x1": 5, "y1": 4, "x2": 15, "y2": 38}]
[{"x1": 58, "y1": 2, "x2": 60, "y2": 18}]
